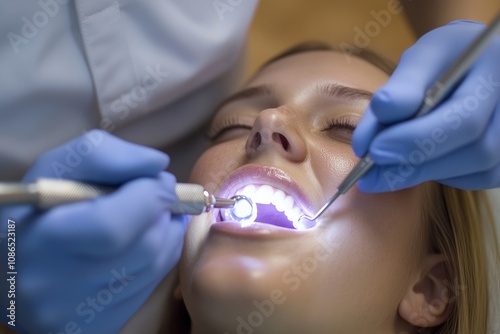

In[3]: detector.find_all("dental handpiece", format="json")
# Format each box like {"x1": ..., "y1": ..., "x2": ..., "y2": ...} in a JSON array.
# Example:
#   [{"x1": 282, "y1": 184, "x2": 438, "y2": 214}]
[
  {"x1": 0, "y1": 178, "x2": 254, "y2": 219},
  {"x1": 296, "y1": 13, "x2": 500, "y2": 229}
]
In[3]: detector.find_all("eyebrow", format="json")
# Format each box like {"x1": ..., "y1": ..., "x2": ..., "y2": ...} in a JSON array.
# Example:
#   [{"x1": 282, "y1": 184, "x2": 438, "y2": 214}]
[
  {"x1": 216, "y1": 83, "x2": 372, "y2": 111},
  {"x1": 315, "y1": 82, "x2": 373, "y2": 101}
]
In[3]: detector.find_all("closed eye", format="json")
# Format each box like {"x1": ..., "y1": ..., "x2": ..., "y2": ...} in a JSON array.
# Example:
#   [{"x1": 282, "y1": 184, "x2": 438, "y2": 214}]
[
  {"x1": 207, "y1": 117, "x2": 254, "y2": 143},
  {"x1": 321, "y1": 117, "x2": 357, "y2": 143}
]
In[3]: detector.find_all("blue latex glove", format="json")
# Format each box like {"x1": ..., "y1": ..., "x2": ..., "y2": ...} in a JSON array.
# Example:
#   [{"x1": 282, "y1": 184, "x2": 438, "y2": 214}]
[
  {"x1": 353, "y1": 20, "x2": 500, "y2": 192},
  {"x1": 0, "y1": 130, "x2": 188, "y2": 334}
]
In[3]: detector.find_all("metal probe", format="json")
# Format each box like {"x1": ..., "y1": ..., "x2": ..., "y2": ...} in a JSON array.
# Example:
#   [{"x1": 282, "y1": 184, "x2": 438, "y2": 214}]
[
  {"x1": 0, "y1": 178, "x2": 253, "y2": 218},
  {"x1": 296, "y1": 13, "x2": 500, "y2": 229}
]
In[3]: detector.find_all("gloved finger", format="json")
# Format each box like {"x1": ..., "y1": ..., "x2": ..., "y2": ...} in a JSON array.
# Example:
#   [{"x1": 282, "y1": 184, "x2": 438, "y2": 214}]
[
  {"x1": 439, "y1": 166, "x2": 500, "y2": 190},
  {"x1": 24, "y1": 172, "x2": 179, "y2": 256},
  {"x1": 369, "y1": 20, "x2": 486, "y2": 125},
  {"x1": 358, "y1": 107, "x2": 500, "y2": 192},
  {"x1": 85, "y1": 214, "x2": 188, "y2": 329},
  {"x1": 0, "y1": 205, "x2": 35, "y2": 236},
  {"x1": 24, "y1": 129, "x2": 168, "y2": 184},
  {"x1": 368, "y1": 71, "x2": 499, "y2": 165},
  {"x1": 352, "y1": 21, "x2": 487, "y2": 157},
  {"x1": 122, "y1": 215, "x2": 188, "y2": 289},
  {"x1": 90, "y1": 214, "x2": 187, "y2": 333},
  {"x1": 113, "y1": 213, "x2": 188, "y2": 277},
  {"x1": 352, "y1": 109, "x2": 385, "y2": 157},
  {"x1": 356, "y1": 164, "x2": 402, "y2": 193},
  {"x1": 151, "y1": 214, "x2": 188, "y2": 269}
]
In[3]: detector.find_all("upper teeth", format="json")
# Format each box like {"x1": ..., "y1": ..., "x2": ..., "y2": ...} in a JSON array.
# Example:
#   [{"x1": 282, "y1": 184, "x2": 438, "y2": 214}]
[{"x1": 235, "y1": 184, "x2": 304, "y2": 223}]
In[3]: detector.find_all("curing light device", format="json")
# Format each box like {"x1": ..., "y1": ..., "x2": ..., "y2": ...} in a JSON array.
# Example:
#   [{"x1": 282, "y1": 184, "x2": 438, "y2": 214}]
[
  {"x1": 0, "y1": 178, "x2": 255, "y2": 221},
  {"x1": 222, "y1": 195, "x2": 257, "y2": 227}
]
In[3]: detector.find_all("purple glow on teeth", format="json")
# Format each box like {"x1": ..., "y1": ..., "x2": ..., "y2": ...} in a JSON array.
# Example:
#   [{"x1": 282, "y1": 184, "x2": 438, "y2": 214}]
[{"x1": 227, "y1": 184, "x2": 308, "y2": 229}]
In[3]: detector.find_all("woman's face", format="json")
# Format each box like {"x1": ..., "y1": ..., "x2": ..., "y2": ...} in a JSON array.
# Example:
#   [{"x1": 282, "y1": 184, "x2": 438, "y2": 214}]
[{"x1": 180, "y1": 51, "x2": 427, "y2": 334}]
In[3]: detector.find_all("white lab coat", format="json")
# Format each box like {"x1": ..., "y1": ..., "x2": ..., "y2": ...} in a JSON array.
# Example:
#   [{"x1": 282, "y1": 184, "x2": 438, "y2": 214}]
[{"x1": 0, "y1": 0, "x2": 258, "y2": 181}]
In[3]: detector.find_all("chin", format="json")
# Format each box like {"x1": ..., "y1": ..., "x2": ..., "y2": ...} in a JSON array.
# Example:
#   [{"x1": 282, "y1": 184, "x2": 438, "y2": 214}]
[
  {"x1": 180, "y1": 222, "x2": 299, "y2": 320},
  {"x1": 179, "y1": 215, "x2": 334, "y2": 334}
]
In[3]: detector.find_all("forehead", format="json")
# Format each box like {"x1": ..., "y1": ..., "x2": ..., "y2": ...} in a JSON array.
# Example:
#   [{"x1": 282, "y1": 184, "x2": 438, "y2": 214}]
[{"x1": 247, "y1": 51, "x2": 390, "y2": 93}]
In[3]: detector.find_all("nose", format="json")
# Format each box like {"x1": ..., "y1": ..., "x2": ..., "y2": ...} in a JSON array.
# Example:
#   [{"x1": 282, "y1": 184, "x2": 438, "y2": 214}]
[{"x1": 245, "y1": 107, "x2": 307, "y2": 162}]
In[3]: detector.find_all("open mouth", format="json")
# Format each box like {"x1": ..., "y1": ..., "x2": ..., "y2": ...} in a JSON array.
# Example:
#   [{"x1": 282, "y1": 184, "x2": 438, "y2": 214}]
[
  {"x1": 216, "y1": 166, "x2": 314, "y2": 230},
  {"x1": 235, "y1": 184, "x2": 304, "y2": 228},
  {"x1": 216, "y1": 164, "x2": 315, "y2": 230}
]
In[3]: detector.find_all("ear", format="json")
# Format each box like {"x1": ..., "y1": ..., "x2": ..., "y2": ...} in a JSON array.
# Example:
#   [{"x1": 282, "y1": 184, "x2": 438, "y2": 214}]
[{"x1": 398, "y1": 253, "x2": 454, "y2": 328}]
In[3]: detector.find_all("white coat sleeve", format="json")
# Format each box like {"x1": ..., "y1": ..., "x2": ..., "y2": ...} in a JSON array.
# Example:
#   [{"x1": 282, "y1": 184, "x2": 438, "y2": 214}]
[{"x1": 0, "y1": 0, "x2": 258, "y2": 181}]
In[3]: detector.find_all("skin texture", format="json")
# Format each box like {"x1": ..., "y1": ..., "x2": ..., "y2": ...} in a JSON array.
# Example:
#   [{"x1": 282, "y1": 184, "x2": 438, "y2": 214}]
[{"x1": 178, "y1": 51, "x2": 439, "y2": 334}]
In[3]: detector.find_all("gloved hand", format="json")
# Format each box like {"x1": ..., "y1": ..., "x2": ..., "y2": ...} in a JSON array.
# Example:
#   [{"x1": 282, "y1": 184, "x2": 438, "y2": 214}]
[
  {"x1": 0, "y1": 130, "x2": 188, "y2": 334},
  {"x1": 352, "y1": 20, "x2": 500, "y2": 192}
]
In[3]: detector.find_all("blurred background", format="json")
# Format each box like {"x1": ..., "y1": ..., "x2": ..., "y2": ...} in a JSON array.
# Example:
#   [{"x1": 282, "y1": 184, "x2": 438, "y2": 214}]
[{"x1": 245, "y1": 0, "x2": 416, "y2": 76}]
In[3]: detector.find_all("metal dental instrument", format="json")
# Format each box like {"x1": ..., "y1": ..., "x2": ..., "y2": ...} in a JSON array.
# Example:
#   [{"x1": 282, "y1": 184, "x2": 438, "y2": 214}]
[
  {"x1": 296, "y1": 13, "x2": 500, "y2": 229},
  {"x1": 0, "y1": 178, "x2": 254, "y2": 219}
]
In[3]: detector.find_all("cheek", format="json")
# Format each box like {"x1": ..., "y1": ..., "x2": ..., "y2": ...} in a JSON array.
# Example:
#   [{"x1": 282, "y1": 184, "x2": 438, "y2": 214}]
[
  {"x1": 309, "y1": 141, "x2": 425, "y2": 304},
  {"x1": 318, "y1": 186, "x2": 425, "y2": 303},
  {"x1": 303, "y1": 189, "x2": 425, "y2": 325},
  {"x1": 310, "y1": 140, "x2": 424, "y2": 256},
  {"x1": 317, "y1": 142, "x2": 357, "y2": 185},
  {"x1": 309, "y1": 140, "x2": 358, "y2": 205},
  {"x1": 189, "y1": 141, "x2": 246, "y2": 193},
  {"x1": 340, "y1": 186, "x2": 424, "y2": 251}
]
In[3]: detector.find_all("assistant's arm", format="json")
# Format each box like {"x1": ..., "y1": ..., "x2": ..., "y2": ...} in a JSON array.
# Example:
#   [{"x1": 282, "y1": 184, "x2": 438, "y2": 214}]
[{"x1": 402, "y1": 0, "x2": 500, "y2": 37}]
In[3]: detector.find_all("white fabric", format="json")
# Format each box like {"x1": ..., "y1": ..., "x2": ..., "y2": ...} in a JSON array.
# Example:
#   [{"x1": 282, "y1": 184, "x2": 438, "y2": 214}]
[{"x1": 0, "y1": 0, "x2": 258, "y2": 181}]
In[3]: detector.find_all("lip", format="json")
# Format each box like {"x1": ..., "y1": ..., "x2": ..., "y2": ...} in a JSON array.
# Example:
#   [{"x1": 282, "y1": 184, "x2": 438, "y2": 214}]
[{"x1": 210, "y1": 164, "x2": 315, "y2": 238}]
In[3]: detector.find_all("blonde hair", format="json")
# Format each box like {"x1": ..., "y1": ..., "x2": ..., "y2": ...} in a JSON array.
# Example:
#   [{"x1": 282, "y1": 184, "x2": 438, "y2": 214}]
[{"x1": 421, "y1": 184, "x2": 500, "y2": 334}]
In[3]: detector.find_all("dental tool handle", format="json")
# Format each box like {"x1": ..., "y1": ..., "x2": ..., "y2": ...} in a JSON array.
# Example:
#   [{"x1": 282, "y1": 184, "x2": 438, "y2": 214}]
[
  {"x1": 313, "y1": 14, "x2": 500, "y2": 220},
  {"x1": 27, "y1": 179, "x2": 220, "y2": 215},
  {"x1": 336, "y1": 156, "x2": 375, "y2": 194}
]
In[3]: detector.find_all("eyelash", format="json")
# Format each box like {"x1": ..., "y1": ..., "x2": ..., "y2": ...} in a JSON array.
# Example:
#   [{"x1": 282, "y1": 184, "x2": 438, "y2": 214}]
[
  {"x1": 321, "y1": 117, "x2": 357, "y2": 133},
  {"x1": 208, "y1": 116, "x2": 253, "y2": 141},
  {"x1": 208, "y1": 116, "x2": 357, "y2": 142}
]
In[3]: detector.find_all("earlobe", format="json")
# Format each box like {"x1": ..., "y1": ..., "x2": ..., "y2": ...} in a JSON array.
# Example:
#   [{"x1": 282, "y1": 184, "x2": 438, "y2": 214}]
[{"x1": 398, "y1": 254, "x2": 454, "y2": 328}]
